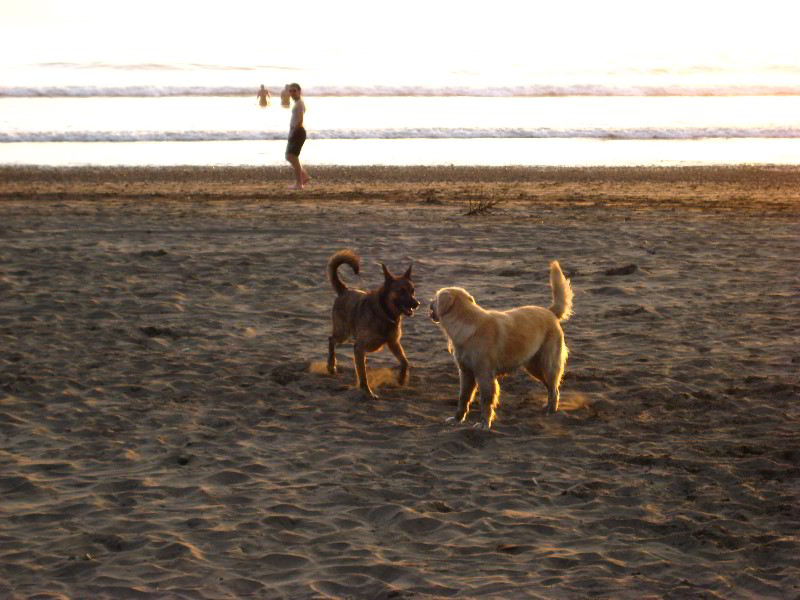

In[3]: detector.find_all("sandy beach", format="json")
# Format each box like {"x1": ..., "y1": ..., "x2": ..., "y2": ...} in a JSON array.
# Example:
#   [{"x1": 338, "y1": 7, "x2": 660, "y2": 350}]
[{"x1": 1, "y1": 165, "x2": 799, "y2": 599}]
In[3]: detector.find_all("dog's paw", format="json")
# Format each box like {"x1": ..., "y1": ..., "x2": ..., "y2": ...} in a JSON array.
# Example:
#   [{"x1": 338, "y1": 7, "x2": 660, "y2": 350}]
[
  {"x1": 327, "y1": 365, "x2": 338, "y2": 375},
  {"x1": 445, "y1": 416, "x2": 459, "y2": 425},
  {"x1": 473, "y1": 422, "x2": 491, "y2": 430},
  {"x1": 360, "y1": 387, "x2": 379, "y2": 400},
  {"x1": 542, "y1": 404, "x2": 558, "y2": 415}
]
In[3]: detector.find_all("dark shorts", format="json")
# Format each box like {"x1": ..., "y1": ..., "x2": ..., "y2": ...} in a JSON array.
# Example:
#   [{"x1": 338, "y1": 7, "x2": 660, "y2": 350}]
[{"x1": 286, "y1": 127, "x2": 306, "y2": 157}]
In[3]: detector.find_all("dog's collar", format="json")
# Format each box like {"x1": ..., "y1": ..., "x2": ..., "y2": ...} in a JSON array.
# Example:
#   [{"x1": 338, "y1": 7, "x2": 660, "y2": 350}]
[{"x1": 378, "y1": 290, "x2": 398, "y2": 324}]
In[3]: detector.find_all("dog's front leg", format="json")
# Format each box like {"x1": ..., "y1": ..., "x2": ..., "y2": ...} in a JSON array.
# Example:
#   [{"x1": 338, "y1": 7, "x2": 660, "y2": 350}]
[
  {"x1": 446, "y1": 366, "x2": 476, "y2": 424},
  {"x1": 387, "y1": 340, "x2": 410, "y2": 385},
  {"x1": 475, "y1": 373, "x2": 499, "y2": 429},
  {"x1": 353, "y1": 342, "x2": 378, "y2": 399}
]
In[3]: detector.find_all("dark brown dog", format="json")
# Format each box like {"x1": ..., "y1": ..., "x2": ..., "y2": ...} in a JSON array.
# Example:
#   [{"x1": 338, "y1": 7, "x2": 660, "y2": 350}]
[{"x1": 327, "y1": 249, "x2": 419, "y2": 399}]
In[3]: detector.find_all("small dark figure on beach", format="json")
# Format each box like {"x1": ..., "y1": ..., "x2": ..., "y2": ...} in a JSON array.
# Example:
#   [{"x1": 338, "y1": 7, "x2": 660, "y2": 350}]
[
  {"x1": 286, "y1": 83, "x2": 310, "y2": 189},
  {"x1": 257, "y1": 85, "x2": 270, "y2": 107}
]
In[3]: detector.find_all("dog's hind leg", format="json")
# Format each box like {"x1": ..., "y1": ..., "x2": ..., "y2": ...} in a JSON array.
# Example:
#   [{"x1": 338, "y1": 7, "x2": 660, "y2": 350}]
[
  {"x1": 327, "y1": 336, "x2": 339, "y2": 375},
  {"x1": 476, "y1": 373, "x2": 500, "y2": 429},
  {"x1": 523, "y1": 353, "x2": 545, "y2": 383},
  {"x1": 524, "y1": 352, "x2": 553, "y2": 411},
  {"x1": 543, "y1": 381, "x2": 560, "y2": 414},
  {"x1": 387, "y1": 340, "x2": 410, "y2": 385},
  {"x1": 541, "y1": 334, "x2": 567, "y2": 414},
  {"x1": 328, "y1": 307, "x2": 350, "y2": 376},
  {"x1": 353, "y1": 342, "x2": 378, "y2": 400},
  {"x1": 446, "y1": 366, "x2": 477, "y2": 424}
]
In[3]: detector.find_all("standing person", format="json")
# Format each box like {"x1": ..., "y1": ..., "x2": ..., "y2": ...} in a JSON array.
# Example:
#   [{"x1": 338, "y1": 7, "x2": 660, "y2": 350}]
[
  {"x1": 280, "y1": 84, "x2": 291, "y2": 108},
  {"x1": 286, "y1": 83, "x2": 310, "y2": 189},
  {"x1": 256, "y1": 84, "x2": 270, "y2": 107}
]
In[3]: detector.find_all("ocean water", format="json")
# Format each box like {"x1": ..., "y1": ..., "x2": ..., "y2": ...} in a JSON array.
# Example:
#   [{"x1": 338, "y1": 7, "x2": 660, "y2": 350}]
[{"x1": 2, "y1": 61, "x2": 800, "y2": 167}]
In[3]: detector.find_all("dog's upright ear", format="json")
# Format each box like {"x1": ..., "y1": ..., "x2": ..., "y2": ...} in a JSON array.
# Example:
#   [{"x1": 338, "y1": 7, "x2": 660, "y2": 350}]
[
  {"x1": 380, "y1": 262, "x2": 394, "y2": 283},
  {"x1": 403, "y1": 263, "x2": 412, "y2": 280},
  {"x1": 436, "y1": 289, "x2": 455, "y2": 317}
]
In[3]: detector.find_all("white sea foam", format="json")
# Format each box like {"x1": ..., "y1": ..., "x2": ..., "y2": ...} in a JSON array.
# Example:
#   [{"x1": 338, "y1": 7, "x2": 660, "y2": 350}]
[
  {"x1": 3, "y1": 127, "x2": 799, "y2": 143},
  {"x1": 2, "y1": 61, "x2": 798, "y2": 166},
  {"x1": 3, "y1": 84, "x2": 800, "y2": 98}
]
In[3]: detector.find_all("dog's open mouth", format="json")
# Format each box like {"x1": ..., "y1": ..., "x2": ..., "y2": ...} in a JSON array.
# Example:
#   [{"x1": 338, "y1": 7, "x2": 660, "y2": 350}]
[
  {"x1": 402, "y1": 306, "x2": 415, "y2": 317},
  {"x1": 429, "y1": 308, "x2": 439, "y2": 322}
]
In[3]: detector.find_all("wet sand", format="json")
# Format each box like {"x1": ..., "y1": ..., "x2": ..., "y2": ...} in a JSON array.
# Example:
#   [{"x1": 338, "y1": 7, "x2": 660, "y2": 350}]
[{"x1": 1, "y1": 165, "x2": 799, "y2": 599}]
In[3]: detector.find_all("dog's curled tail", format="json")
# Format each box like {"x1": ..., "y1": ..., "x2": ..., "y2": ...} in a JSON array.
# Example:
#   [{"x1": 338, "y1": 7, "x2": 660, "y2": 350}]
[
  {"x1": 548, "y1": 260, "x2": 573, "y2": 322},
  {"x1": 327, "y1": 249, "x2": 360, "y2": 296}
]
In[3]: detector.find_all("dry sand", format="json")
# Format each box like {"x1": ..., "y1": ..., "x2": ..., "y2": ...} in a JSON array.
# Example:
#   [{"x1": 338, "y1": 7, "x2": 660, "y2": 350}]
[{"x1": 1, "y1": 165, "x2": 799, "y2": 599}]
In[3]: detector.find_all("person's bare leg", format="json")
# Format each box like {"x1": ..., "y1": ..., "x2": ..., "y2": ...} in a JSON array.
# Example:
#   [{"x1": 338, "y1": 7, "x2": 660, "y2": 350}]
[{"x1": 286, "y1": 153, "x2": 304, "y2": 189}]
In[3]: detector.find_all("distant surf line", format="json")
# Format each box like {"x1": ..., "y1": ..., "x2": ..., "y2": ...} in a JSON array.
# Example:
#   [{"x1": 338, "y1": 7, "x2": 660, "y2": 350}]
[
  {"x1": 3, "y1": 84, "x2": 800, "y2": 98},
  {"x1": 4, "y1": 127, "x2": 800, "y2": 143}
]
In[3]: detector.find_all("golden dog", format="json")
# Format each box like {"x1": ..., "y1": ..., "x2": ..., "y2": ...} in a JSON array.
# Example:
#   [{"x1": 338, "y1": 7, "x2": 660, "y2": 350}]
[{"x1": 429, "y1": 261, "x2": 573, "y2": 428}]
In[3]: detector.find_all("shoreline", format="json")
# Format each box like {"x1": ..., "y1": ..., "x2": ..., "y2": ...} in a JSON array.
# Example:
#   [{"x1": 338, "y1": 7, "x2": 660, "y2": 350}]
[
  {"x1": 2, "y1": 164, "x2": 800, "y2": 211},
  {"x1": 5, "y1": 163, "x2": 800, "y2": 183}
]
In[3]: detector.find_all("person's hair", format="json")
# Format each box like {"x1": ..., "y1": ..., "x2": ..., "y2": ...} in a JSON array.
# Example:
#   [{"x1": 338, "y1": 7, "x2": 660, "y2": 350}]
[{"x1": 289, "y1": 83, "x2": 301, "y2": 92}]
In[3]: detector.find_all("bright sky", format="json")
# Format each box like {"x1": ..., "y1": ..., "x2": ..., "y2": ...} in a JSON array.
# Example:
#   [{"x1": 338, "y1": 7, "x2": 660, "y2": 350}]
[{"x1": 1, "y1": 0, "x2": 798, "y2": 72}]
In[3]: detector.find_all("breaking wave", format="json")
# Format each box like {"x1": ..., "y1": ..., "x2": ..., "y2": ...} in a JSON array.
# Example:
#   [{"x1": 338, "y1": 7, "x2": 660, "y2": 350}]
[
  {"x1": 4, "y1": 127, "x2": 799, "y2": 143},
  {"x1": 3, "y1": 84, "x2": 800, "y2": 98}
]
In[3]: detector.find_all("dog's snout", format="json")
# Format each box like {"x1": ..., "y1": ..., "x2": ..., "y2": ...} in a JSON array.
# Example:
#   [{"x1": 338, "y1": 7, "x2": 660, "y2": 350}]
[{"x1": 429, "y1": 299, "x2": 439, "y2": 322}]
